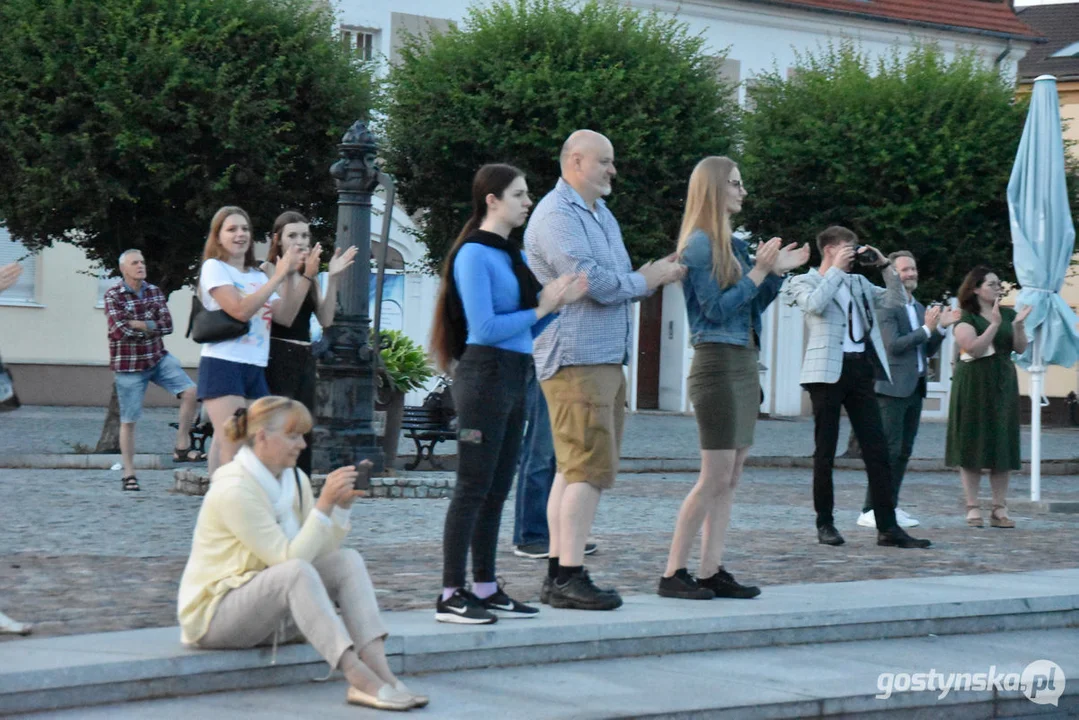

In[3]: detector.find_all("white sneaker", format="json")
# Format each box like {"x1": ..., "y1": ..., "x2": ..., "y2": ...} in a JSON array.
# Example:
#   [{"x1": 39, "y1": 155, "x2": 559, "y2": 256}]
[
  {"x1": 895, "y1": 508, "x2": 920, "y2": 528},
  {"x1": 856, "y1": 510, "x2": 876, "y2": 528}
]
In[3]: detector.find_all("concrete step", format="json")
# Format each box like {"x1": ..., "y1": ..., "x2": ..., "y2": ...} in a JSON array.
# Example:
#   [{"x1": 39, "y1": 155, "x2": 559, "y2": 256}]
[
  {"x1": 3, "y1": 570, "x2": 1078, "y2": 716},
  {"x1": 28, "y1": 628, "x2": 1079, "y2": 719}
]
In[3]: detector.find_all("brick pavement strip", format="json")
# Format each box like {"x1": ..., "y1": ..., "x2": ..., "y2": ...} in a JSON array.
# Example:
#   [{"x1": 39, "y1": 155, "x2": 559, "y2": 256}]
[{"x1": 1, "y1": 466, "x2": 1077, "y2": 640}]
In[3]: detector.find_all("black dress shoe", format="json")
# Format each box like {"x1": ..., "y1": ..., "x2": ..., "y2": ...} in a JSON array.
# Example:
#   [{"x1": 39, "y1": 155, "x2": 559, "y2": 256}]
[
  {"x1": 817, "y1": 524, "x2": 845, "y2": 546},
  {"x1": 878, "y1": 526, "x2": 932, "y2": 548}
]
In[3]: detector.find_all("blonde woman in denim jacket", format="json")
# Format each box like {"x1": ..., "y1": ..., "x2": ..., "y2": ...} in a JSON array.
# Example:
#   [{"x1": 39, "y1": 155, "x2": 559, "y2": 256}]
[{"x1": 658, "y1": 157, "x2": 809, "y2": 600}]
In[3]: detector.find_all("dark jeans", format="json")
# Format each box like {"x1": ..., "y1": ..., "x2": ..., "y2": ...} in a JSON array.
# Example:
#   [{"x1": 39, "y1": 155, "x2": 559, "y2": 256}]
[
  {"x1": 265, "y1": 338, "x2": 316, "y2": 476},
  {"x1": 513, "y1": 369, "x2": 557, "y2": 547},
  {"x1": 805, "y1": 354, "x2": 897, "y2": 532},
  {"x1": 442, "y1": 346, "x2": 530, "y2": 587},
  {"x1": 863, "y1": 378, "x2": 925, "y2": 512}
]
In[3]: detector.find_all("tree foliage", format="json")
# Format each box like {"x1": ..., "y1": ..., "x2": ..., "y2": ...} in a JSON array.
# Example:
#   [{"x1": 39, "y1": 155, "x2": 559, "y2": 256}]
[
  {"x1": 0, "y1": 0, "x2": 373, "y2": 294},
  {"x1": 381, "y1": 0, "x2": 739, "y2": 271},
  {"x1": 739, "y1": 43, "x2": 1050, "y2": 301}
]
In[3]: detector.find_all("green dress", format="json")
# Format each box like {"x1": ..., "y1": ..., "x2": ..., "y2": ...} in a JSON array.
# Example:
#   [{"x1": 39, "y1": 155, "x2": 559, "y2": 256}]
[{"x1": 945, "y1": 307, "x2": 1021, "y2": 470}]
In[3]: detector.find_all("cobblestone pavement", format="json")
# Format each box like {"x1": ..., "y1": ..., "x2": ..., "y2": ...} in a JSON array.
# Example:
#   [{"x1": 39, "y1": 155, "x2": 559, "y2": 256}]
[
  {"x1": 2, "y1": 466, "x2": 1076, "y2": 640},
  {"x1": 2, "y1": 405, "x2": 1078, "y2": 462}
]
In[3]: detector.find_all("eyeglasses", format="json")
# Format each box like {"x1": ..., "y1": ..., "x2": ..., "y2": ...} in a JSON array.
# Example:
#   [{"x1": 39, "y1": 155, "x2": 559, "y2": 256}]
[{"x1": 729, "y1": 179, "x2": 746, "y2": 190}]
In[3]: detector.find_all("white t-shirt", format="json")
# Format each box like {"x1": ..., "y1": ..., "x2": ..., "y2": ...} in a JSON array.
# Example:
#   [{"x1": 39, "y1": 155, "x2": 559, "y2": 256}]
[{"x1": 198, "y1": 259, "x2": 279, "y2": 367}]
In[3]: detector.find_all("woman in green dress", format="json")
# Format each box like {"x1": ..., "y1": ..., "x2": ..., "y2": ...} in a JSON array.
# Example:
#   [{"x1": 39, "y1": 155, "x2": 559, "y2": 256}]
[{"x1": 946, "y1": 266, "x2": 1031, "y2": 528}]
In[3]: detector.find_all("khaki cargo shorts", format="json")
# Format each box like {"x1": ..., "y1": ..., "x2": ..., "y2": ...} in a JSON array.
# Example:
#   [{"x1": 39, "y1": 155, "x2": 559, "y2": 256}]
[{"x1": 540, "y1": 364, "x2": 626, "y2": 490}]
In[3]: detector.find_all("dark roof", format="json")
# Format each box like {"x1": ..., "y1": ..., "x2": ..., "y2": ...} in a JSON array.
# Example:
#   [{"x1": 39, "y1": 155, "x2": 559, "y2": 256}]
[
  {"x1": 742, "y1": 0, "x2": 1041, "y2": 40},
  {"x1": 1017, "y1": 3, "x2": 1079, "y2": 81}
]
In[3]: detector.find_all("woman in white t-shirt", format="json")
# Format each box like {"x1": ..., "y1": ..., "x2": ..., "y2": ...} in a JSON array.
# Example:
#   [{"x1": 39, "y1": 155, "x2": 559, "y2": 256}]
[{"x1": 196, "y1": 205, "x2": 305, "y2": 473}]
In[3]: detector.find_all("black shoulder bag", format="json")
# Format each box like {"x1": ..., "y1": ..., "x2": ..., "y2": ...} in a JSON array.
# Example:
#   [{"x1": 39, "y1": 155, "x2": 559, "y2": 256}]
[{"x1": 186, "y1": 295, "x2": 248, "y2": 344}]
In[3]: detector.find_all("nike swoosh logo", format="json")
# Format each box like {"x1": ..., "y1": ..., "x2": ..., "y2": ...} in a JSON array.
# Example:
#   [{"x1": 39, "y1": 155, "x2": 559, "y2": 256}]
[
  {"x1": 488, "y1": 602, "x2": 514, "y2": 611},
  {"x1": 444, "y1": 604, "x2": 469, "y2": 615}
]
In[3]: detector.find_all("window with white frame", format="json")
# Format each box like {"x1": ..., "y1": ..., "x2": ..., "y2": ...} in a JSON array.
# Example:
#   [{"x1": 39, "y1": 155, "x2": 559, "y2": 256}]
[
  {"x1": 0, "y1": 230, "x2": 38, "y2": 305},
  {"x1": 341, "y1": 25, "x2": 378, "y2": 61},
  {"x1": 96, "y1": 272, "x2": 121, "y2": 309}
]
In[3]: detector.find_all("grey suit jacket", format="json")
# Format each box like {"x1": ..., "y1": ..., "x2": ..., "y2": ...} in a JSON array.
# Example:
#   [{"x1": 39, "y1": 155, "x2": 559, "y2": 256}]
[
  {"x1": 873, "y1": 299, "x2": 945, "y2": 398},
  {"x1": 783, "y1": 265, "x2": 905, "y2": 385}
]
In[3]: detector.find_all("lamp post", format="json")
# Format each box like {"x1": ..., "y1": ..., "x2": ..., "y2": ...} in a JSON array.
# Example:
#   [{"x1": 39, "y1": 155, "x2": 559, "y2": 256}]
[{"x1": 312, "y1": 120, "x2": 385, "y2": 473}]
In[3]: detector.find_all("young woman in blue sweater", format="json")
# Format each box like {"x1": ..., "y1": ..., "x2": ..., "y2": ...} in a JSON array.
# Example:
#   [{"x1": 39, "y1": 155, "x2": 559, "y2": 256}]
[{"x1": 430, "y1": 164, "x2": 587, "y2": 624}]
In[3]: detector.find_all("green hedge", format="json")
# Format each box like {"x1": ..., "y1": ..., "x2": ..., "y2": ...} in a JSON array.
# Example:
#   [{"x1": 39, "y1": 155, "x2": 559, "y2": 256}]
[{"x1": 382, "y1": 0, "x2": 739, "y2": 271}]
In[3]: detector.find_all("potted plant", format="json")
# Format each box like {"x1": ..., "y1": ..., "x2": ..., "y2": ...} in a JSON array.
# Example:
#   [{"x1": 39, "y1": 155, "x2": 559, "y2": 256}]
[{"x1": 375, "y1": 329, "x2": 434, "y2": 468}]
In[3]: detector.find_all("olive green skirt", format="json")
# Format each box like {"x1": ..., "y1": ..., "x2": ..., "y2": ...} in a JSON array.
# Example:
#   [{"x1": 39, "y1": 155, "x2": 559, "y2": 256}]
[{"x1": 688, "y1": 342, "x2": 759, "y2": 450}]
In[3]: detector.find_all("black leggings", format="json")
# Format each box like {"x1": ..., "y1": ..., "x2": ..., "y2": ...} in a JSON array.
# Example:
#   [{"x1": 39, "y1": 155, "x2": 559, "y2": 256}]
[
  {"x1": 441, "y1": 345, "x2": 530, "y2": 587},
  {"x1": 265, "y1": 338, "x2": 316, "y2": 476}
]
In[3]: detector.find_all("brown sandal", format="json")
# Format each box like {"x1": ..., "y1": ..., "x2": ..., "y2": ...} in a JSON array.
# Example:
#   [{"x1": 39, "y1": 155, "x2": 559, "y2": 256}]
[
  {"x1": 966, "y1": 504, "x2": 984, "y2": 527},
  {"x1": 990, "y1": 504, "x2": 1015, "y2": 529}
]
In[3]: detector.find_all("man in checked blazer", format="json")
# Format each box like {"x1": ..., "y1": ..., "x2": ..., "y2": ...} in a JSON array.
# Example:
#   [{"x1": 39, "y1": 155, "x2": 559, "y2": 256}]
[
  {"x1": 784, "y1": 226, "x2": 932, "y2": 549},
  {"x1": 855, "y1": 251, "x2": 962, "y2": 531}
]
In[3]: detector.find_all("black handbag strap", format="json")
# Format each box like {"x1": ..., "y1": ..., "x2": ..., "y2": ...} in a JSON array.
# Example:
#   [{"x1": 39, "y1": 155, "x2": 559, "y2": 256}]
[{"x1": 293, "y1": 468, "x2": 303, "y2": 516}]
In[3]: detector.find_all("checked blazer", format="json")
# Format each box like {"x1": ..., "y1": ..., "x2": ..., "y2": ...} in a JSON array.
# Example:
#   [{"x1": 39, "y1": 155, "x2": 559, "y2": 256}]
[{"x1": 783, "y1": 265, "x2": 906, "y2": 386}]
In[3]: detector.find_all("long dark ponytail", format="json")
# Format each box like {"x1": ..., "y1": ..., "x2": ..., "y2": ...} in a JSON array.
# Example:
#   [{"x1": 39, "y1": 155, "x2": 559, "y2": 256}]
[{"x1": 430, "y1": 163, "x2": 525, "y2": 372}]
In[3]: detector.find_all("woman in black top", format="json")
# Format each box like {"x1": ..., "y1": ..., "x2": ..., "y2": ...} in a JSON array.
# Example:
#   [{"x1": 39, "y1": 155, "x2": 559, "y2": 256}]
[{"x1": 262, "y1": 211, "x2": 358, "y2": 474}]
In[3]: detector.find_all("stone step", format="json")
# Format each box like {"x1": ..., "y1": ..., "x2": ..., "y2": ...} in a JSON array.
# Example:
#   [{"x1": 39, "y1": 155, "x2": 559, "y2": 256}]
[
  {"x1": 2, "y1": 570, "x2": 1077, "y2": 716},
  {"x1": 32, "y1": 628, "x2": 1079, "y2": 719}
]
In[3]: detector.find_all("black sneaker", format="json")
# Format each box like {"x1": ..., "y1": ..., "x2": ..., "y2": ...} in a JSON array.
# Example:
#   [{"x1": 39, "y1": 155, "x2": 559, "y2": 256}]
[
  {"x1": 514, "y1": 543, "x2": 549, "y2": 559},
  {"x1": 817, "y1": 524, "x2": 845, "y2": 546},
  {"x1": 699, "y1": 568, "x2": 761, "y2": 599},
  {"x1": 480, "y1": 584, "x2": 540, "y2": 619},
  {"x1": 515, "y1": 542, "x2": 596, "y2": 558},
  {"x1": 540, "y1": 576, "x2": 553, "y2": 605},
  {"x1": 658, "y1": 569, "x2": 715, "y2": 599},
  {"x1": 549, "y1": 570, "x2": 622, "y2": 611},
  {"x1": 435, "y1": 589, "x2": 497, "y2": 624}
]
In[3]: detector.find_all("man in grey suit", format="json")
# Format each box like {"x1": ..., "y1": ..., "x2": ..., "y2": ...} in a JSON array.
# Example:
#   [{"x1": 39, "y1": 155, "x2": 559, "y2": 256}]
[
  {"x1": 785, "y1": 226, "x2": 931, "y2": 549},
  {"x1": 856, "y1": 251, "x2": 960, "y2": 530}
]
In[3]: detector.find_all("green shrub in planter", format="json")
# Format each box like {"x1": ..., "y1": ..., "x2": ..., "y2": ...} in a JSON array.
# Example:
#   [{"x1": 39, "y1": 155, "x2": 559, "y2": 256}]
[{"x1": 378, "y1": 330, "x2": 434, "y2": 395}]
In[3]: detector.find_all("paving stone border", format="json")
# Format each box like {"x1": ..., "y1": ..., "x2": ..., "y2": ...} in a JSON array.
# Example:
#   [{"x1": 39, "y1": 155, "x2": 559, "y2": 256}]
[{"x1": 172, "y1": 469, "x2": 455, "y2": 498}]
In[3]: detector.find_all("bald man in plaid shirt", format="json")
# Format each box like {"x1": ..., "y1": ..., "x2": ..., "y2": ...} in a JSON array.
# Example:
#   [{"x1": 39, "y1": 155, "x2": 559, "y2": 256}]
[
  {"x1": 104, "y1": 249, "x2": 198, "y2": 491},
  {"x1": 526, "y1": 130, "x2": 685, "y2": 610}
]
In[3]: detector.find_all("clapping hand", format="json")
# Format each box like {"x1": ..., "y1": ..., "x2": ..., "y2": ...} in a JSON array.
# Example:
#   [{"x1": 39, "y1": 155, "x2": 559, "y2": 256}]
[
  {"x1": 925, "y1": 305, "x2": 941, "y2": 331},
  {"x1": 940, "y1": 306, "x2": 962, "y2": 328},
  {"x1": 989, "y1": 298, "x2": 1002, "y2": 326},
  {"x1": 1015, "y1": 305, "x2": 1033, "y2": 325},
  {"x1": 328, "y1": 245, "x2": 359, "y2": 277},
  {"x1": 753, "y1": 237, "x2": 782, "y2": 274},
  {"x1": 773, "y1": 242, "x2": 810, "y2": 275},
  {"x1": 274, "y1": 245, "x2": 304, "y2": 280},
  {"x1": 303, "y1": 243, "x2": 322, "y2": 278},
  {"x1": 0, "y1": 262, "x2": 22, "y2": 293}
]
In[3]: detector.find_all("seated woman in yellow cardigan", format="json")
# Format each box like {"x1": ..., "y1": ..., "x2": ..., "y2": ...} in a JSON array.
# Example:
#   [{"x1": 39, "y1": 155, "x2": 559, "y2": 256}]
[{"x1": 177, "y1": 396, "x2": 427, "y2": 711}]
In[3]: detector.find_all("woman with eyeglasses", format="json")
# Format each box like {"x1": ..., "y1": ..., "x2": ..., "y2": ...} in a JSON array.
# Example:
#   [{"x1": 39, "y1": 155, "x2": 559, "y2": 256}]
[
  {"x1": 946, "y1": 266, "x2": 1031, "y2": 528},
  {"x1": 660, "y1": 156, "x2": 808, "y2": 600}
]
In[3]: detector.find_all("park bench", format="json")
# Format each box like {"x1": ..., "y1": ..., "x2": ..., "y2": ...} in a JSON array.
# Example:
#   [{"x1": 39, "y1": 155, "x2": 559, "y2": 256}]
[
  {"x1": 400, "y1": 405, "x2": 456, "y2": 471},
  {"x1": 169, "y1": 407, "x2": 214, "y2": 456},
  {"x1": 400, "y1": 378, "x2": 455, "y2": 470}
]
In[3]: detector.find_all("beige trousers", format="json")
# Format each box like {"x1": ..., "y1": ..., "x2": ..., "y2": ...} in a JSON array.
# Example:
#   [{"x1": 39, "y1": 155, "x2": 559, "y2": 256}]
[{"x1": 198, "y1": 548, "x2": 388, "y2": 670}]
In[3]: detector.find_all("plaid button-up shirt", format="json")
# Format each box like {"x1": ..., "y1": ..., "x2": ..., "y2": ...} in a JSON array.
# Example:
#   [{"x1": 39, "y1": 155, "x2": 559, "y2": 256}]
[
  {"x1": 103, "y1": 282, "x2": 173, "y2": 372},
  {"x1": 525, "y1": 179, "x2": 648, "y2": 381}
]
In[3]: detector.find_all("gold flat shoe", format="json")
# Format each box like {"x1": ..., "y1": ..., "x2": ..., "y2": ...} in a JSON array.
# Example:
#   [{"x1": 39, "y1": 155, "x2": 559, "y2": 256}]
[
  {"x1": 346, "y1": 684, "x2": 413, "y2": 711},
  {"x1": 990, "y1": 505, "x2": 1015, "y2": 529},
  {"x1": 395, "y1": 680, "x2": 429, "y2": 708}
]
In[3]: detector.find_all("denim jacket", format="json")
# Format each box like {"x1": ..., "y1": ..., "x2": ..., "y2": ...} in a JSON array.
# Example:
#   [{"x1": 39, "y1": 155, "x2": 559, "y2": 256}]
[{"x1": 681, "y1": 229, "x2": 784, "y2": 347}]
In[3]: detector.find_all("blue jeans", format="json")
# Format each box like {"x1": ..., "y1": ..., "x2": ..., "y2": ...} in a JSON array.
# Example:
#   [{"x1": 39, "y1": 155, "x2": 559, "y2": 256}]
[{"x1": 513, "y1": 369, "x2": 557, "y2": 546}]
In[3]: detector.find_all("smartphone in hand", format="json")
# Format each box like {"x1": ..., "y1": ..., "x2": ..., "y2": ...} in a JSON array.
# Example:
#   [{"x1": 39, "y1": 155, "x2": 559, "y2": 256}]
[{"x1": 353, "y1": 459, "x2": 373, "y2": 492}]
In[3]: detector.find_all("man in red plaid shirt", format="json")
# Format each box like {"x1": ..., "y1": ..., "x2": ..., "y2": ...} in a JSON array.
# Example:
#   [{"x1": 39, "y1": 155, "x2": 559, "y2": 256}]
[{"x1": 104, "y1": 250, "x2": 199, "y2": 491}]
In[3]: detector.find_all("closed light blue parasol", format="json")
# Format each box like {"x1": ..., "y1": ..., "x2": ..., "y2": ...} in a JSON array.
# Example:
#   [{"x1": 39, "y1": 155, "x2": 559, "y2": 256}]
[{"x1": 1007, "y1": 75, "x2": 1079, "y2": 501}]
